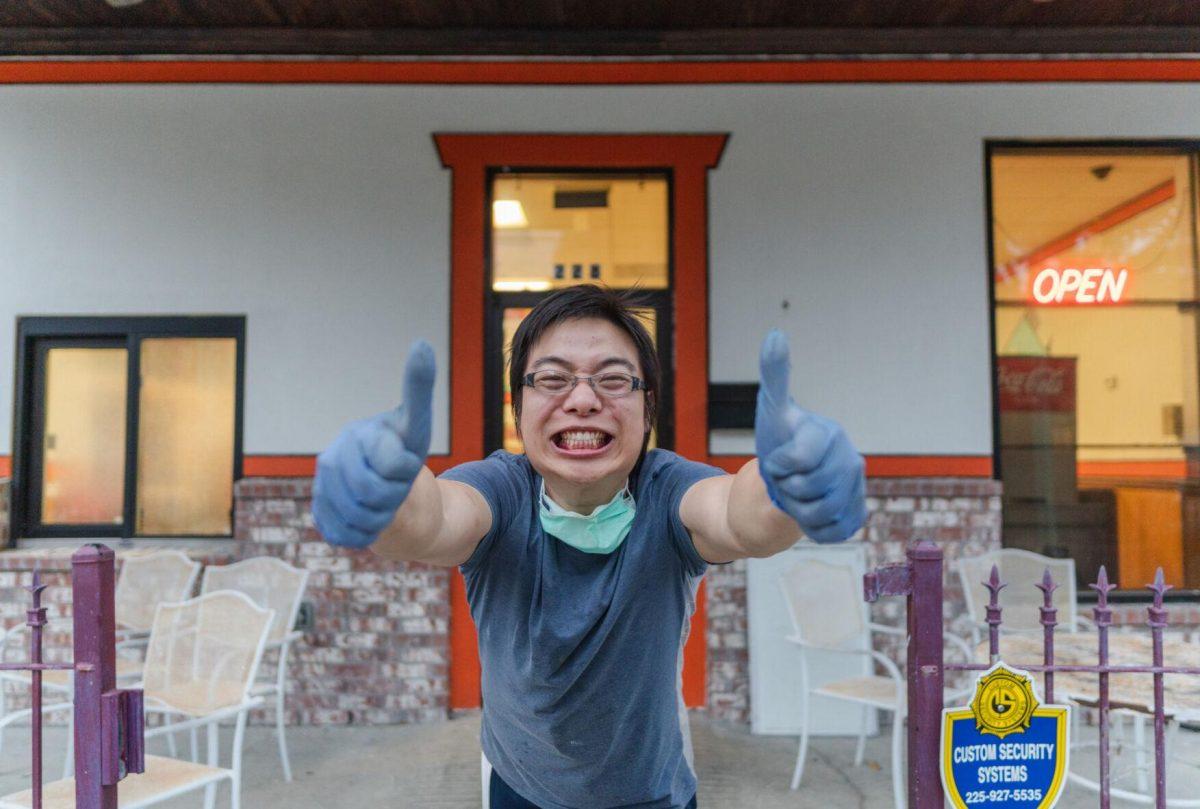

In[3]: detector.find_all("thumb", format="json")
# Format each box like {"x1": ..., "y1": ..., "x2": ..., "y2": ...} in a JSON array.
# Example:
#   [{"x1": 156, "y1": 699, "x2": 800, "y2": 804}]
[
  {"x1": 758, "y1": 330, "x2": 791, "y2": 412},
  {"x1": 395, "y1": 340, "x2": 436, "y2": 458}
]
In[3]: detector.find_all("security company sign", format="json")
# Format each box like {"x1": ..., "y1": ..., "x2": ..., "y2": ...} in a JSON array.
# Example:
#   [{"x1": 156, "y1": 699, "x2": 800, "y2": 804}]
[{"x1": 941, "y1": 663, "x2": 1069, "y2": 809}]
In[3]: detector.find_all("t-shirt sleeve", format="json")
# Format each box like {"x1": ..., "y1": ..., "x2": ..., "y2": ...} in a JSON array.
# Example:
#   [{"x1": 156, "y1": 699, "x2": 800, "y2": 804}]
[
  {"x1": 439, "y1": 451, "x2": 526, "y2": 577},
  {"x1": 647, "y1": 452, "x2": 727, "y2": 578}
]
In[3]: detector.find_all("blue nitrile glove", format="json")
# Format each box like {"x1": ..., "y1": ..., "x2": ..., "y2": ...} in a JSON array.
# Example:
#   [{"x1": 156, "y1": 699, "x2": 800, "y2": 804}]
[
  {"x1": 312, "y1": 341, "x2": 436, "y2": 549},
  {"x1": 755, "y1": 330, "x2": 867, "y2": 544}
]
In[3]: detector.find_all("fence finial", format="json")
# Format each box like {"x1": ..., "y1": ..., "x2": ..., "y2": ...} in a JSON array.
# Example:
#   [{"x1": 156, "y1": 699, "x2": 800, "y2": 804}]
[
  {"x1": 1090, "y1": 565, "x2": 1115, "y2": 628},
  {"x1": 1035, "y1": 567, "x2": 1058, "y2": 600}
]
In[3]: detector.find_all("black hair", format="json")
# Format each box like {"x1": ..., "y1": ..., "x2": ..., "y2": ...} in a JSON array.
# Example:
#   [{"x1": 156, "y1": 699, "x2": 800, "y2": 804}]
[{"x1": 508, "y1": 284, "x2": 659, "y2": 446}]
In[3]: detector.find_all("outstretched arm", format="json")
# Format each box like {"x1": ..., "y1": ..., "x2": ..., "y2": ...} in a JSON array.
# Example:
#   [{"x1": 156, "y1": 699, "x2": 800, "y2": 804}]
[
  {"x1": 312, "y1": 342, "x2": 492, "y2": 567},
  {"x1": 681, "y1": 331, "x2": 866, "y2": 563}
]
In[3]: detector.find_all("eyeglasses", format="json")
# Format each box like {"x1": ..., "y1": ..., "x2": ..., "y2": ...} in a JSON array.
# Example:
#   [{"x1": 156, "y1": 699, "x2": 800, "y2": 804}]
[{"x1": 521, "y1": 370, "x2": 645, "y2": 398}]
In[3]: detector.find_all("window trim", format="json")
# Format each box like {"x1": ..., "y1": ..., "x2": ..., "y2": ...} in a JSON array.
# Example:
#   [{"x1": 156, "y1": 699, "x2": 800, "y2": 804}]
[{"x1": 11, "y1": 315, "x2": 246, "y2": 544}]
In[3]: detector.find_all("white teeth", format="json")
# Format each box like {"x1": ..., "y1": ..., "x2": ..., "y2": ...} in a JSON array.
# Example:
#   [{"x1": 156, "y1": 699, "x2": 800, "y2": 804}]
[{"x1": 557, "y1": 430, "x2": 608, "y2": 450}]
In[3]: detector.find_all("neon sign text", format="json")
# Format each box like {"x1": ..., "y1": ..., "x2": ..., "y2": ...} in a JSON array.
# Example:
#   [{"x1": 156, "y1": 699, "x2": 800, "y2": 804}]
[{"x1": 1030, "y1": 268, "x2": 1128, "y2": 305}]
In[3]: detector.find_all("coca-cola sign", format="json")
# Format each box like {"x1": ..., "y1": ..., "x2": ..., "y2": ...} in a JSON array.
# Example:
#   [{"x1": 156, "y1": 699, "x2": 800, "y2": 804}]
[{"x1": 997, "y1": 356, "x2": 1076, "y2": 412}]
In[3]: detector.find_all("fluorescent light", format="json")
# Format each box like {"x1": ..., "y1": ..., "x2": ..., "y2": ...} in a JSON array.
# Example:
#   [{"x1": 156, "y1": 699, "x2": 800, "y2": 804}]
[
  {"x1": 492, "y1": 199, "x2": 529, "y2": 229},
  {"x1": 494, "y1": 280, "x2": 552, "y2": 292}
]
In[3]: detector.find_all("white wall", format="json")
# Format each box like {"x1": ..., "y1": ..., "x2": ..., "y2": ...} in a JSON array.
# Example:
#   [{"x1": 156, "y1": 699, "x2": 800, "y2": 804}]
[{"x1": 4, "y1": 82, "x2": 1200, "y2": 456}]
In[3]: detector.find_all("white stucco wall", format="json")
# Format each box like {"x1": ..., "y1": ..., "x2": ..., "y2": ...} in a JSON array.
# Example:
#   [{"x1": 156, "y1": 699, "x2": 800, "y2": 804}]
[{"x1": 3, "y1": 82, "x2": 1199, "y2": 456}]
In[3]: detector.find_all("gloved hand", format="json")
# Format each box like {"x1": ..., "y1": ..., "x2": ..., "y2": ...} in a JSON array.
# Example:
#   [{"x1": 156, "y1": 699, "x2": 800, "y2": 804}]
[
  {"x1": 755, "y1": 330, "x2": 866, "y2": 544},
  {"x1": 312, "y1": 341, "x2": 436, "y2": 549}
]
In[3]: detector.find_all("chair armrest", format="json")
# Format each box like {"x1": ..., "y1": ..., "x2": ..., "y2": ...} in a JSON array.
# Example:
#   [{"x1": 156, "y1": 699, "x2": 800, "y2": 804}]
[
  {"x1": 142, "y1": 696, "x2": 266, "y2": 736},
  {"x1": 785, "y1": 635, "x2": 905, "y2": 684}
]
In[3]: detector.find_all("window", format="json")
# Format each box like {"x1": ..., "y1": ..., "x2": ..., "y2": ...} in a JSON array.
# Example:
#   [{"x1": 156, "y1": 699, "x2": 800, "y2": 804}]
[
  {"x1": 988, "y1": 143, "x2": 1200, "y2": 593},
  {"x1": 12, "y1": 317, "x2": 245, "y2": 541}
]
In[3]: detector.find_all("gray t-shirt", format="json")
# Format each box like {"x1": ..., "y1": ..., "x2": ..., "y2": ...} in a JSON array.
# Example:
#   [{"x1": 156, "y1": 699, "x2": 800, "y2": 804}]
[{"x1": 441, "y1": 448, "x2": 724, "y2": 809}]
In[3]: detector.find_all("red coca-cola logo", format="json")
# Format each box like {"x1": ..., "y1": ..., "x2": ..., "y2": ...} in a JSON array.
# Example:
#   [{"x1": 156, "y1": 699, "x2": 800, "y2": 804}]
[{"x1": 997, "y1": 357, "x2": 1075, "y2": 412}]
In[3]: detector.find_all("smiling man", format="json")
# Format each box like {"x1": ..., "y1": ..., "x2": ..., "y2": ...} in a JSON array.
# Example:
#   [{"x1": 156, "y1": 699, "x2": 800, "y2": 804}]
[{"x1": 312, "y1": 285, "x2": 866, "y2": 809}]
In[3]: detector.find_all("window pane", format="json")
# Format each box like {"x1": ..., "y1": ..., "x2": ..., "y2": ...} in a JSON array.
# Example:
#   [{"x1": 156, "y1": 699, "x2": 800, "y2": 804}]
[
  {"x1": 991, "y1": 149, "x2": 1199, "y2": 590},
  {"x1": 491, "y1": 174, "x2": 669, "y2": 292},
  {"x1": 993, "y1": 152, "x2": 1194, "y2": 303},
  {"x1": 136, "y1": 338, "x2": 236, "y2": 535},
  {"x1": 41, "y1": 347, "x2": 127, "y2": 524}
]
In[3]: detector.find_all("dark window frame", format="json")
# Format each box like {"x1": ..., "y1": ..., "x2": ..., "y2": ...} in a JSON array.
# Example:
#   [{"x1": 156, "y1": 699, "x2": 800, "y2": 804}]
[
  {"x1": 984, "y1": 138, "x2": 1200, "y2": 599},
  {"x1": 483, "y1": 167, "x2": 677, "y2": 454},
  {"x1": 11, "y1": 315, "x2": 246, "y2": 544}
]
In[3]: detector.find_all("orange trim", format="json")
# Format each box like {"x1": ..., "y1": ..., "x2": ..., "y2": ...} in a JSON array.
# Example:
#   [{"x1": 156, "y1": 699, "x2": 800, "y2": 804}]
[
  {"x1": 7, "y1": 60, "x2": 1200, "y2": 86},
  {"x1": 709, "y1": 454, "x2": 994, "y2": 477},
  {"x1": 996, "y1": 178, "x2": 1176, "y2": 282},
  {"x1": 434, "y1": 133, "x2": 727, "y2": 710},
  {"x1": 1077, "y1": 460, "x2": 1188, "y2": 479},
  {"x1": 0, "y1": 456, "x2": 9, "y2": 478},
  {"x1": 242, "y1": 455, "x2": 314, "y2": 477},
  {"x1": 238, "y1": 453, "x2": 995, "y2": 480},
  {"x1": 239, "y1": 454, "x2": 456, "y2": 477}
]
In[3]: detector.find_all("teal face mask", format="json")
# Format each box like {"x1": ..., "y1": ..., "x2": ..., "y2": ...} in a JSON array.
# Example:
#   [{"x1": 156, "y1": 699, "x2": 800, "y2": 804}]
[{"x1": 538, "y1": 480, "x2": 636, "y2": 555}]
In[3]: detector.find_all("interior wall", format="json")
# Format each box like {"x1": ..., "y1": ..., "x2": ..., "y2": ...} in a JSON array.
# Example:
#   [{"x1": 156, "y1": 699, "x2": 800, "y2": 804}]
[{"x1": 5, "y1": 82, "x2": 1200, "y2": 456}]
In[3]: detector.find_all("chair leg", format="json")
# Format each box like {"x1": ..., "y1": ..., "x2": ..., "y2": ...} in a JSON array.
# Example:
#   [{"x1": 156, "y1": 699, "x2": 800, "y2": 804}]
[
  {"x1": 790, "y1": 688, "x2": 811, "y2": 790},
  {"x1": 275, "y1": 641, "x2": 294, "y2": 781},
  {"x1": 203, "y1": 722, "x2": 219, "y2": 809},
  {"x1": 891, "y1": 711, "x2": 905, "y2": 809},
  {"x1": 854, "y1": 706, "x2": 869, "y2": 767},
  {"x1": 275, "y1": 687, "x2": 292, "y2": 782},
  {"x1": 1133, "y1": 712, "x2": 1149, "y2": 794}
]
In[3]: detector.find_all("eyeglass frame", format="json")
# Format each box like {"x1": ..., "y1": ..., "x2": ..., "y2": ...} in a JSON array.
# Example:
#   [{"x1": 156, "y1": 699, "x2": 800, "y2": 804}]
[{"x1": 520, "y1": 370, "x2": 646, "y2": 398}]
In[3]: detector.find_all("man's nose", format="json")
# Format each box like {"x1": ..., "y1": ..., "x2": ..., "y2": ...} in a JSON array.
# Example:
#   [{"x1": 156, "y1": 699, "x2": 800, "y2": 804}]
[{"x1": 562, "y1": 379, "x2": 602, "y2": 412}]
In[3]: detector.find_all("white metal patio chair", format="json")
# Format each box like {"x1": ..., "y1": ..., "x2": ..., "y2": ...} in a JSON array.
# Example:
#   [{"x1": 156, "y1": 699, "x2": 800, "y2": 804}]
[
  {"x1": 115, "y1": 550, "x2": 202, "y2": 643},
  {"x1": 779, "y1": 558, "x2": 973, "y2": 809},
  {"x1": 200, "y1": 556, "x2": 309, "y2": 781},
  {"x1": 955, "y1": 548, "x2": 1091, "y2": 644},
  {"x1": 0, "y1": 590, "x2": 275, "y2": 809}
]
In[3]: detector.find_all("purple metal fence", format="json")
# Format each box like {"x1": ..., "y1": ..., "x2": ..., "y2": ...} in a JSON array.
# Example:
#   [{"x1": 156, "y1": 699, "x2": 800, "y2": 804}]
[
  {"x1": 864, "y1": 540, "x2": 1200, "y2": 809},
  {"x1": 0, "y1": 545, "x2": 144, "y2": 809}
]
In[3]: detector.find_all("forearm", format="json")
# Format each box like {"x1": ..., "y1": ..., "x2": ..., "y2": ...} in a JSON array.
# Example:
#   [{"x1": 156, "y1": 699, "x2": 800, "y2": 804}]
[
  {"x1": 371, "y1": 466, "x2": 445, "y2": 561},
  {"x1": 725, "y1": 459, "x2": 803, "y2": 557}
]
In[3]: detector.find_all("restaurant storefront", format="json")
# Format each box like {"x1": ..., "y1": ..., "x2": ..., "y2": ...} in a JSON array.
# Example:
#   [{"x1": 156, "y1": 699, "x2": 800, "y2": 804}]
[{"x1": 2, "y1": 62, "x2": 1200, "y2": 726}]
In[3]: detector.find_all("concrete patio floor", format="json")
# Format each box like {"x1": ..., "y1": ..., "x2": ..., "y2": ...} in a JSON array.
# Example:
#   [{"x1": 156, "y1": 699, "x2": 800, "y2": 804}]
[{"x1": 2, "y1": 712, "x2": 1198, "y2": 807}]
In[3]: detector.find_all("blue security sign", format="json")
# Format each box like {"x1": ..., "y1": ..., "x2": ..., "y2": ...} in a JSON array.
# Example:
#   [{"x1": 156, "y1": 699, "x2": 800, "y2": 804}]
[{"x1": 941, "y1": 663, "x2": 1069, "y2": 809}]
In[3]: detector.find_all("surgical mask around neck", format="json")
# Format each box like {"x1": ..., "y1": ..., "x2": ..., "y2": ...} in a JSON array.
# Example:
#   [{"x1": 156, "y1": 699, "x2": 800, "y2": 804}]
[{"x1": 538, "y1": 480, "x2": 636, "y2": 555}]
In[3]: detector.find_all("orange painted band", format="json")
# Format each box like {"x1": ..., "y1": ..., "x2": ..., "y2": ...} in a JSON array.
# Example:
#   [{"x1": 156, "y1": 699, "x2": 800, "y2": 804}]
[
  {"x1": 6, "y1": 60, "x2": 1200, "y2": 86},
  {"x1": 0, "y1": 453, "x2": 997, "y2": 480},
  {"x1": 1077, "y1": 460, "x2": 1188, "y2": 478}
]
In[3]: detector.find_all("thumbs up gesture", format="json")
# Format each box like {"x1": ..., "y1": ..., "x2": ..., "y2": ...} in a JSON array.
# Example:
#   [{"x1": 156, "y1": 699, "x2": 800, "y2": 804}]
[
  {"x1": 312, "y1": 341, "x2": 436, "y2": 548},
  {"x1": 755, "y1": 331, "x2": 866, "y2": 544}
]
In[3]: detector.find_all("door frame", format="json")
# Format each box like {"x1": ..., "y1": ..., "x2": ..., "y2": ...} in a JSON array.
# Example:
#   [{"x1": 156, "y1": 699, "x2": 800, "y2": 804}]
[{"x1": 434, "y1": 133, "x2": 728, "y2": 710}]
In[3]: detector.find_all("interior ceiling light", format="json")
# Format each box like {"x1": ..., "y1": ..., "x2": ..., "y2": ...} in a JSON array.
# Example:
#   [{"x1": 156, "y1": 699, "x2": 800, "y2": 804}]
[
  {"x1": 492, "y1": 199, "x2": 529, "y2": 229},
  {"x1": 1091, "y1": 164, "x2": 1114, "y2": 180}
]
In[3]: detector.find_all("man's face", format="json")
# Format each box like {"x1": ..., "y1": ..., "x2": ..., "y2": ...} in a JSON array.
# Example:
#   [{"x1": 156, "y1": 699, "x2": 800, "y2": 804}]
[{"x1": 518, "y1": 317, "x2": 648, "y2": 502}]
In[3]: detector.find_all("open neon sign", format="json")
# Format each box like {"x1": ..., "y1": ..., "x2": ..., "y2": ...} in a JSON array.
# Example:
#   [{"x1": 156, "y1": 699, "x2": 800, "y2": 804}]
[{"x1": 1028, "y1": 267, "x2": 1129, "y2": 305}]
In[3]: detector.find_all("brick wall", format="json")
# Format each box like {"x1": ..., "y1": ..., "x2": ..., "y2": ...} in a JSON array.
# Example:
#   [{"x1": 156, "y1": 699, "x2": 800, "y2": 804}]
[
  {"x1": 5, "y1": 474, "x2": 1195, "y2": 731},
  {"x1": 234, "y1": 479, "x2": 448, "y2": 726}
]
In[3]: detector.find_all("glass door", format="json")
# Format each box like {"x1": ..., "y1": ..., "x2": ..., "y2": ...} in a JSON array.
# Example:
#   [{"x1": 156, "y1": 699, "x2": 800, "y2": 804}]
[{"x1": 485, "y1": 170, "x2": 674, "y2": 453}]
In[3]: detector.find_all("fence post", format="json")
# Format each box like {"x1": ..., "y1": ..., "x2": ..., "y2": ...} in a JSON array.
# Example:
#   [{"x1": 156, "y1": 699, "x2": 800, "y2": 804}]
[
  {"x1": 71, "y1": 544, "x2": 118, "y2": 809},
  {"x1": 907, "y1": 541, "x2": 944, "y2": 809}
]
